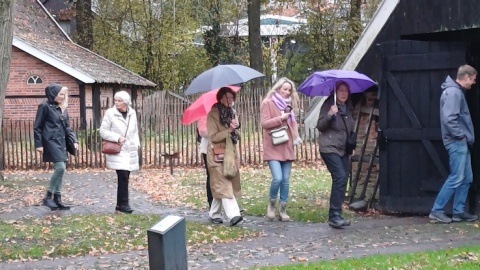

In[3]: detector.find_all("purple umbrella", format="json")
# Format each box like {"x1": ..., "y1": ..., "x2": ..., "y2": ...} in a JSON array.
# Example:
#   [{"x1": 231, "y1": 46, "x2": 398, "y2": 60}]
[{"x1": 298, "y1": 69, "x2": 377, "y2": 97}]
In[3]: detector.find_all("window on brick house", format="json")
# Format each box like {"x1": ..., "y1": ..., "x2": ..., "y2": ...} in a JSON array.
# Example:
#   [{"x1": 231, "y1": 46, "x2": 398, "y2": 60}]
[{"x1": 27, "y1": 75, "x2": 43, "y2": 85}]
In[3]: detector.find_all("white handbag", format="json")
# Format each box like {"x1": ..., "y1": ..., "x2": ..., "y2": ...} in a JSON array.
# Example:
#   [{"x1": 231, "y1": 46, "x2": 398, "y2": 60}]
[{"x1": 270, "y1": 126, "x2": 289, "y2": 145}]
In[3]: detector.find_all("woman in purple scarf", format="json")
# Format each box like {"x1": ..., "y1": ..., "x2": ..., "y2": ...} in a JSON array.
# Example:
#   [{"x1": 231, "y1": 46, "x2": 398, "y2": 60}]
[{"x1": 260, "y1": 77, "x2": 302, "y2": 221}]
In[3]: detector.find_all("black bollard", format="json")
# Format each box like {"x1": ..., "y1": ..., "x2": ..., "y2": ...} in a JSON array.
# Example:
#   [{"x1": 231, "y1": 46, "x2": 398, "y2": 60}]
[{"x1": 147, "y1": 215, "x2": 187, "y2": 270}]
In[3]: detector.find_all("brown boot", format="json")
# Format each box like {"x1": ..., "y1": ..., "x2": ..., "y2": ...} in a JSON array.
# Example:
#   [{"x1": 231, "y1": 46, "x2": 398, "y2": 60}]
[
  {"x1": 266, "y1": 199, "x2": 276, "y2": 221},
  {"x1": 278, "y1": 202, "x2": 291, "y2": 221}
]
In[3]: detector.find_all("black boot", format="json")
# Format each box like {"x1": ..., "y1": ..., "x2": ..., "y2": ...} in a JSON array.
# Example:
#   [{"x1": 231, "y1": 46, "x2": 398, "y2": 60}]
[
  {"x1": 42, "y1": 191, "x2": 58, "y2": 210},
  {"x1": 328, "y1": 211, "x2": 350, "y2": 228},
  {"x1": 115, "y1": 204, "x2": 133, "y2": 214},
  {"x1": 53, "y1": 193, "x2": 70, "y2": 210},
  {"x1": 115, "y1": 170, "x2": 133, "y2": 213}
]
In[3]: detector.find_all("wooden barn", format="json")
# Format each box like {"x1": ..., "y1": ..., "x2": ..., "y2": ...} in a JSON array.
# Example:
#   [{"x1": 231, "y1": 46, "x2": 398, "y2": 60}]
[{"x1": 306, "y1": 0, "x2": 480, "y2": 214}]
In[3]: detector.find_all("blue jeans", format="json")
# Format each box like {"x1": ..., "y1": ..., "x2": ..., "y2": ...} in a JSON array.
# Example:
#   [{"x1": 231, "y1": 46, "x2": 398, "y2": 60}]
[
  {"x1": 432, "y1": 140, "x2": 472, "y2": 214},
  {"x1": 268, "y1": 160, "x2": 292, "y2": 203},
  {"x1": 49, "y1": 162, "x2": 66, "y2": 194},
  {"x1": 320, "y1": 152, "x2": 350, "y2": 219}
]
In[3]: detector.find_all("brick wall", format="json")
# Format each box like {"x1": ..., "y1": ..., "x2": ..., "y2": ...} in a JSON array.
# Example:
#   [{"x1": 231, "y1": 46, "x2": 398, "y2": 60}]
[
  {"x1": 6, "y1": 47, "x2": 80, "y2": 120},
  {"x1": 351, "y1": 91, "x2": 379, "y2": 201},
  {"x1": 6, "y1": 48, "x2": 144, "y2": 122}
]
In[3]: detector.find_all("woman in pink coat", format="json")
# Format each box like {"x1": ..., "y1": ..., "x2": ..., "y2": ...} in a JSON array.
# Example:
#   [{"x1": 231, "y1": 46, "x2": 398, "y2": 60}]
[{"x1": 260, "y1": 77, "x2": 302, "y2": 221}]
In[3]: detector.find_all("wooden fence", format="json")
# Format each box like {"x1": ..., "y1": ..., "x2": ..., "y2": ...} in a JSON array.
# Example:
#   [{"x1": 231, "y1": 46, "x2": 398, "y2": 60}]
[{"x1": 1, "y1": 88, "x2": 322, "y2": 170}]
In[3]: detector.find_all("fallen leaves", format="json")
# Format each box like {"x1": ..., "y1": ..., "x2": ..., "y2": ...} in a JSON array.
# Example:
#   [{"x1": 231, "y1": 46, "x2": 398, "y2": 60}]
[
  {"x1": 289, "y1": 255, "x2": 309, "y2": 262},
  {"x1": 451, "y1": 251, "x2": 479, "y2": 262},
  {"x1": 45, "y1": 246, "x2": 55, "y2": 255}
]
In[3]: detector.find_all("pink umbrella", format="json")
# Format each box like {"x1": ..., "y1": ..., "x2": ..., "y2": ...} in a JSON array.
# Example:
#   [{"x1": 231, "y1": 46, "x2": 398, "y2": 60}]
[{"x1": 181, "y1": 86, "x2": 241, "y2": 124}]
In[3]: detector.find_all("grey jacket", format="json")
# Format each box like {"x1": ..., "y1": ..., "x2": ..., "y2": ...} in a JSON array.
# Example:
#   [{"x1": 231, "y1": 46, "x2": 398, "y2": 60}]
[
  {"x1": 440, "y1": 76, "x2": 474, "y2": 146},
  {"x1": 316, "y1": 95, "x2": 355, "y2": 156}
]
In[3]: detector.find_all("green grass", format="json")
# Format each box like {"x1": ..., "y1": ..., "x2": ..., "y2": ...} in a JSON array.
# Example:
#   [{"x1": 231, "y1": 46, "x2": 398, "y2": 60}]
[
  {"x1": 1, "y1": 176, "x2": 47, "y2": 188},
  {"x1": 140, "y1": 164, "x2": 350, "y2": 223},
  {"x1": 240, "y1": 165, "x2": 335, "y2": 222},
  {"x1": 255, "y1": 245, "x2": 480, "y2": 269},
  {"x1": 0, "y1": 213, "x2": 258, "y2": 261}
]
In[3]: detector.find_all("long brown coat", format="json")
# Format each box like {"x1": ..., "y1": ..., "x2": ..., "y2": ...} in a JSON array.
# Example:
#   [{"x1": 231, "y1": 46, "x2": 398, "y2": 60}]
[{"x1": 206, "y1": 106, "x2": 241, "y2": 199}]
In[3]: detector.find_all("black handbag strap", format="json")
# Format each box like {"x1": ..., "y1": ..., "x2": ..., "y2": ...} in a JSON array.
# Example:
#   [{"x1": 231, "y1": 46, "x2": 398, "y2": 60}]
[{"x1": 57, "y1": 108, "x2": 71, "y2": 134}]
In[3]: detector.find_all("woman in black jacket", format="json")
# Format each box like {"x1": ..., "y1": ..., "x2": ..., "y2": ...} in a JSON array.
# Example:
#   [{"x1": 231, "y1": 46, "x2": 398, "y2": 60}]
[
  {"x1": 34, "y1": 83, "x2": 78, "y2": 210},
  {"x1": 317, "y1": 81, "x2": 355, "y2": 228}
]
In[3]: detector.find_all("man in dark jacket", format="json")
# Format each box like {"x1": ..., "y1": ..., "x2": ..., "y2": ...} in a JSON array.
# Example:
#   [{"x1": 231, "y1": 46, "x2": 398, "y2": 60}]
[
  {"x1": 34, "y1": 83, "x2": 78, "y2": 210},
  {"x1": 430, "y1": 65, "x2": 477, "y2": 223}
]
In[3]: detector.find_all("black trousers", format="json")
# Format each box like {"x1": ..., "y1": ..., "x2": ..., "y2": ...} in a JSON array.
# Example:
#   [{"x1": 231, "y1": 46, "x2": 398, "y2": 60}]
[
  {"x1": 320, "y1": 152, "x2": 350, "y2": 219},
  {"x1": 116, "y1": 170, "x2": 131, "y2": 206},
  {"x1": 203, "y1": 153, "x2": 213, "y2": 208}
]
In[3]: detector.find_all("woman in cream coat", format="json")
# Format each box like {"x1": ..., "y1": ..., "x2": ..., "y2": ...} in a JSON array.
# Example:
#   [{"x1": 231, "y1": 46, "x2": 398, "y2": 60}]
[{"x1": 100, "y1": 91, "x2": 140, "y2": 213}]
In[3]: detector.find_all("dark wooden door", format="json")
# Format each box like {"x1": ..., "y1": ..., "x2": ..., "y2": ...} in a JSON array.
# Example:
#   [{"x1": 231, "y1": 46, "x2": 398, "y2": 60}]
[{"x1": 378, "y1": 40, "x2": 466, "y2": 213}]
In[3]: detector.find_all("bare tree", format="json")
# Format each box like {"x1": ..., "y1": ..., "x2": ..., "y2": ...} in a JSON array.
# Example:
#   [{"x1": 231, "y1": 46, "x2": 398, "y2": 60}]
[
  {"x1": 247, "y1": 0, "x2": 263, "y2": 88},
  {"x1": 0, "y1": 0, "x2": 14, "y2": 171}
]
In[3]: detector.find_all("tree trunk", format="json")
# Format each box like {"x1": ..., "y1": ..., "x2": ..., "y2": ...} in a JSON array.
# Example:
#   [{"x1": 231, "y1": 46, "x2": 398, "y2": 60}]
[
  {"x1": 0, "y1": 0, "x2": 14, "y2": 172},
  {"x1": 75, "y1": 0, "x2": 93, "y2": 49},
  {"x1": 247, "y1": 0, "x2": 263, "y2": 88}
]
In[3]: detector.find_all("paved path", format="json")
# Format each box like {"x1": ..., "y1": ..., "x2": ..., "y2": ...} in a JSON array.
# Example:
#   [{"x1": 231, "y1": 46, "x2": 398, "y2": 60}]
[{"x1": 1, "y1": 171, "x2": 480, "y2": 269}]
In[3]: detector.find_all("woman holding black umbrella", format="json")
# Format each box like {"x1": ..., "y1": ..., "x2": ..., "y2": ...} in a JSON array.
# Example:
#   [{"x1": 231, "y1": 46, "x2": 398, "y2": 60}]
[
  {"x1": 317, "y1": 81, "x2": 355, "y2": 228},
  {"x1": 206, "y1": 87, "x2": 243, "y2": 226}
]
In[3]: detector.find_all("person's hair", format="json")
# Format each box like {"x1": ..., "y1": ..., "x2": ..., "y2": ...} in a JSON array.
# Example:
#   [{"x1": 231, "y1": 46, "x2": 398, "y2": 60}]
[
  {"x1": 59, "y1": 86, "x2": 68, "y2": 111},
  {"x1": 216, "y1": 87, "x2": 236, "y2": 102},
  {"x1": 457, "y1": 64, "x2": 477, "y2": 80},
  {"x1": 114, "y1": 90, "x2": 132, "y2": 106},
  {"x1": 335, "y1": 81, "x2": 351, "y2": 96},
  {"x1": 263, "y1": 77, "x2": 299, "y2": 112}
]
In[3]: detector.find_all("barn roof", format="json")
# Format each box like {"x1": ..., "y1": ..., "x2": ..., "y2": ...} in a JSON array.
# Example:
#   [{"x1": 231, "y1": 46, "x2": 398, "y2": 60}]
[{"x1": 13, "y1": 0, "x2": 156, "y2": 87}]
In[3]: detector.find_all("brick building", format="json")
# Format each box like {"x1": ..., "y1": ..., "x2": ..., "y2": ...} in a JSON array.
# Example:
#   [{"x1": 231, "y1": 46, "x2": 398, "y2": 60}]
[{"x1": 7, "y1": 0, "x2": 155, "y2": 125}]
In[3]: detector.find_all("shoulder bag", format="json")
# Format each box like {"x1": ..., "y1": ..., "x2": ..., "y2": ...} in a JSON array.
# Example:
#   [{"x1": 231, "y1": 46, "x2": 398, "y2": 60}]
[
  {"x1": 213, "y1": 147, "x2": 225, "y2": 162},
  {"x1": 341, "y1": 116, "x2": 357, "y2": 155},
  {"x1": 58, "y1": 109, "x2": 77, "y2": 156},
  {"x1": 102, "y1": 116, "x2": 130, "y2": 154},
  {"x1": 270, "y1": 125, "x2": 289, "y2": 145},
  {"x1": 223, "y1": 134, "x2": 238, "y2": 179}
]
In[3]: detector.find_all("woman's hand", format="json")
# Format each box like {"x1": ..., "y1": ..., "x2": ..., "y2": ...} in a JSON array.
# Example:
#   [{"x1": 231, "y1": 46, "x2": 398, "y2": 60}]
[
  {"x1": 74, "y1": 143, "x2": 79, "y2": 149},
  {"x1": 118, "y1": 136, "x2": 127, "y2": 144},
  {"x1": 36, "y1": 147, "x2": 43, "y2": 153},
  {"x1": 328, "y1": 105, "x2": 338, "y2": 116},
  {"x1": 281, "y1": 112, "x2": 291, "y2": 121},
  {"x1": 229, "y1": 119, "x2": 240, "y2": 131}
]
